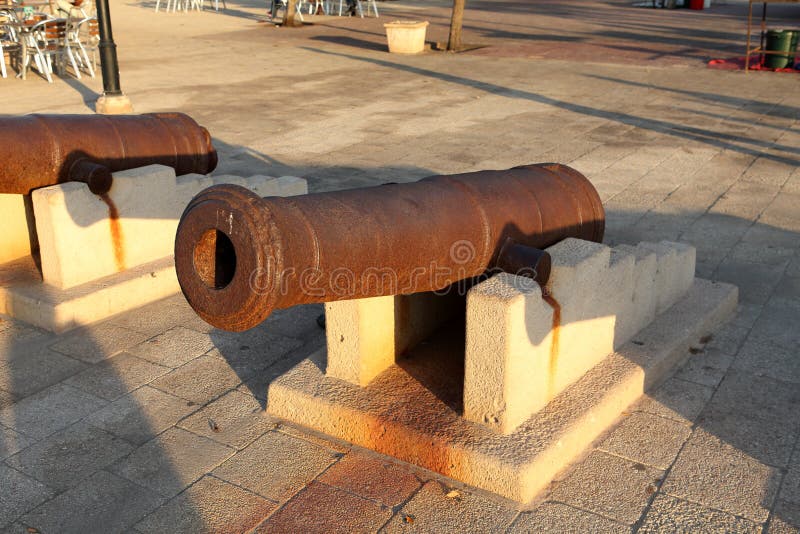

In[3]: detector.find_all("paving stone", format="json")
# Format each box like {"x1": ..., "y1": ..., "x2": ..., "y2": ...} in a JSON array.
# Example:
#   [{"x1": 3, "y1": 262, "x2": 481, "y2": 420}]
[
  {"x1": 5, "y1": 422, "x2": 134, "y2": 492},
  {"x1": 65, "y1": 352, "x2": 171, "y2": 401},
  {"x1": 662, "y1": 428, "x2": 781, "y2": 522},
  {"x1": 732, "y1": 338, "x2": 800, "y2": 384},
  {"x1": 216, "y1": 303, "x2": 323, "y2": 344},
  {"x1": 598, "y1": 413, "x2": 691, "y2": 470},
  {"x1": 254, "y1": 481, "x2": 390, "y2": 534},
  {"x1": 697, "y1": 407, "x2": 798, "y2": 468},
  {"x1": 149, "y1": 353, "x2": 242, "y2": 405},
  {"x1": 696, "y1": 371, "x2": 800, "y2": 467},
  {"x1": 548, "y1": 451, "x2": 663, "y2": 525},
  {"x1": 318, "y1": 451, "x2": 422, "y2": 507},
  {"x1": 729, "y1": 303, "x2": 764, "y2": 330},
  {"x1": 238, "y1": 343, "x2": 324, "y2": 402},
  {"x1": 0, "y1": 383, "x2": 106, "y2": 439},
  {"x1": 780, "y1": 449, "x2": 800, "y2": 505},
  {"x1": 177, "y1": 390, "x2": 274, "y2": 450},
  {"x1": 20, "y1": 470, "x2": 163, "y2": 534},
  {"x1": 0, "y1": 323, "x2": 51, "y2": 349},
  {"x1": 127, "y1": 326, "x2": 214, "y2": 368},
  {"x1": 0, "y1": 522, "x2": 30, "y2": 534},
  {"x1": 729, "y1": 241, "x2": 797, "y2": 267},
  {"x1": 673, "y1": 348, "x2": 734, "y2": 388},
  {"x1": 707, "y1": 370, "x2": 800, "y2": 426},
  {"x1": 209, "y1": 331, "x2": 304, "y2": 382},
  {"x1": 633, "y1": 377, "x2": 714, "y2": 424},
  {"x1": 508, "y1": 502, "x2": 626, "y2": 533},
  {"x1": 751, "y1": 297, "x2": 800, "y2": 352},
  {"x1": 639, "y1": 493, "x2": 760, "y2": 533},
  {"x1": 741, "y1": 224, "x2": 800, "y2": 250},
  {"x1": 110, "y1": 295, "x2": 197, "y2": 337},
  {"x1": 383, "y1": 480, "x2": 517, "y2": 533},
  {"x1": 49, "y1": 324, "x2": 150, "y2": 364},
  {"x1": 212, "y1": 430, "x2": 338, "y2": 502},
  {"x1": 714, "y1": 260, "x2": 786, "y2": 305},
  {"x1": 0, "y1": 390, "x2": 12, "y2": 411},
  {"x1": 787, "y1": 256, "x2": 800, "y2": 278},
  {"x1": 0, "y1": 347, "x2": 86, "y2": 399},
  {"x1": 0, "y1": 425, "x2": 34, "y2": 461},
  {"x1": 276, "y1": 425, "x2": 351, "y2": 455},
  {"x1": 86, "y1": 386, "x2": 198, "y2": 446},
  {"x1": 135, "y1": 475, "x2": 276, "y2": 534},
  {"x1": 769, "y1": 500, "x2": 800, "y2": 533},
  {"x1": 0, "y1": 465, "x2": 54, "y2": 528},
  {"x1": 111, "y1": 427, "x2": 234, "y2": 498},
  {"x1": 681, "y1": 213, "x2": 752, "y2": 250},
  {"x1": 774, "y1": 275, "x2": 800, "y2": 301},
  {"x1": 703, "y1": 322, "x2": 750, "y2": 354}
]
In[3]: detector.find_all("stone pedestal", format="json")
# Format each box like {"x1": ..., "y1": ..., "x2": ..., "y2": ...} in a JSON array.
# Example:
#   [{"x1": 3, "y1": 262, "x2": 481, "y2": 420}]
[
  {"x1": 0, "y1": 165, "x2": 307, "y2": 332},
  {"x1": 267, "y1": 239, "x2": 737, "y2": 503},
  {"x1": 94, "y1": 93, "x2": 134, "y2": 115}
]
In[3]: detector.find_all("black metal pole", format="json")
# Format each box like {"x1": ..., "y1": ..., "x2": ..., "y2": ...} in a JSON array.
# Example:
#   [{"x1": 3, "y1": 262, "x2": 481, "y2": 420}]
[{"x1": 95, "y1": 0, "x2": 122, "y2": 96}]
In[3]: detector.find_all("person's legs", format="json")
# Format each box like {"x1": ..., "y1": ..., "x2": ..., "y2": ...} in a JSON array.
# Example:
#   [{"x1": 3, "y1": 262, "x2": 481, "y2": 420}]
[{"x1": 55, "y1": 0, "x2": 73, "y2": 16}]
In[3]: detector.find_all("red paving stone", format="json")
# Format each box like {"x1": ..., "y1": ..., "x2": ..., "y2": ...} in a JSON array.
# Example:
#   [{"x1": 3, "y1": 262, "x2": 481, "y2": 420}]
[
  {"x1": 318, "y1": 451, "x2": 422, "y2": 507},
  {"x1": 254, "y1": 481, "x2": 393, "y2": 533}
]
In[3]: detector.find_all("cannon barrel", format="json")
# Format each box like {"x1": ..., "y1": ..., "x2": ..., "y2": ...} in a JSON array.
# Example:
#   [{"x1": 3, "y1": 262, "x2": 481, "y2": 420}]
[
  {"x1": 175, "y1": 163, "x2": 605, "y2": 332},
  {"x1": 0, "y1": 113, "x2": 217, "y2": 195}
]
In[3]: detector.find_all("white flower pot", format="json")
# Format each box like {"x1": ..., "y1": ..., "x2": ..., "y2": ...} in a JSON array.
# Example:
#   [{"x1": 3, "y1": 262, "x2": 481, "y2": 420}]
[{"x1": 384, "y1": 20, "x2": 429, "y2": 54}]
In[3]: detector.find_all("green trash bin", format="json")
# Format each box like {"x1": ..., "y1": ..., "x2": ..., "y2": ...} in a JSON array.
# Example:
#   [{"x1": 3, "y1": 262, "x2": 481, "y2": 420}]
[
  {"x1": 789, "y1": 29, "x2": 799, "y2": 67},
  {"x1": 765, "y1": 29, "x2": 793, "y2": 69}
]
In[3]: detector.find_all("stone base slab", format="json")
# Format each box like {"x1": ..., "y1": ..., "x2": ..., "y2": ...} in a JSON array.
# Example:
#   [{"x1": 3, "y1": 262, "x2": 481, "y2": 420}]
[
  {"x1": 0, "y1": 255, "x2": 176, "y2": 333},
  {"x1": 267, "y1": 278, "x2": 737, "y2": 504},
  {"x1": 95, "y1": 94, "x2": 135, "y2": 115}
]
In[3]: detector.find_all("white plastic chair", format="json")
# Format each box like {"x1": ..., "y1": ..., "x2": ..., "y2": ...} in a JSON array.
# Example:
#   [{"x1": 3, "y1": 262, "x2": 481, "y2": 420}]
[
  {"x1": 26, "y1": 18, "x2": 79, "y2": 83},
  {"x1": 155, "y1": 0, "x2": 194, "y2": 12},
  {"x1": 66, "y1": 14, "x2": 96, "y2": 77},
  {"x1": 198, "y1": 0, "x2": 226, "y2": 11},
  {"x1": 334, "y1": 0, "x2": 377, "y2": 18},
  {"x1": 297, "y1": 0, "x2": 324, "y2": 14},
  {"x1": 0, "y1": 12, "x2": 21, "y2": 78},
  {"x1": 1, "y1": 31, "x2": 20, "y2": 78}
]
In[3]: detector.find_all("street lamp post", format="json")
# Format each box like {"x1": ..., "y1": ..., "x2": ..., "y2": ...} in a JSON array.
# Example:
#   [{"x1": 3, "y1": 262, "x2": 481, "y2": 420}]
[{"x1": 94, "y1": 0, "x2": 133, "y2": 114}]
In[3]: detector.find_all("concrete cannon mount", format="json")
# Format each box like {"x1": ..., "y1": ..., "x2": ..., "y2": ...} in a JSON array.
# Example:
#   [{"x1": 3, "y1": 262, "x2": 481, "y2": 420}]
[
  {"x1": 268, "y1": 238, "x2": 738, "y2": 504},
  {"x1": 0, "y1": 165, "x2": 307, "y2": 333}
]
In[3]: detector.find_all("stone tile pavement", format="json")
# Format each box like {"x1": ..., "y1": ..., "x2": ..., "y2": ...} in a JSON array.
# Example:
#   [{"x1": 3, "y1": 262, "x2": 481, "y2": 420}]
[{"x1": 1, "y1": 0, "x2": 800, "y2": 531}]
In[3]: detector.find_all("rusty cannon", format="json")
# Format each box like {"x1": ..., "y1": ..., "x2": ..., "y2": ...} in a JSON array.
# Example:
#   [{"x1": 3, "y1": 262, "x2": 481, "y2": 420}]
[
  {"x1": 0, "y1": 113, "x2": 217, "y2": 195},
  {"x1": 174, "y1": 163, "x2": 605, "y2": 332}
]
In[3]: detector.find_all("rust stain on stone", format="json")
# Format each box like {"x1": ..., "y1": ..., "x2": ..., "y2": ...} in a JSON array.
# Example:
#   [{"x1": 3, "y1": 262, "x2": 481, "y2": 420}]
[
  {"x1": 543, "y1": 292, "x2": 561, "y2": 401},
  {"x1": 99, "y1": 193, "x2": 125, "y2": 271}
]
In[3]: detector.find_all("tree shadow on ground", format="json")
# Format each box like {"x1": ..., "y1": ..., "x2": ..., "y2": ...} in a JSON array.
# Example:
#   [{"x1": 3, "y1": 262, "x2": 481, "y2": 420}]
[{"x1": 299, "y1": 46, "x2": 800, "y2": 168}]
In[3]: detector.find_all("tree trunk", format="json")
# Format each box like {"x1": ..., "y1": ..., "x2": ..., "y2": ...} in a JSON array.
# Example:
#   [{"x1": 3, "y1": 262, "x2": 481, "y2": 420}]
[
  {"x1": 447, "y1": 0, "x2": 466, "y2": 51},
  {"x1": 283, "y1": 0, "x2": 302, "y2": 26}
]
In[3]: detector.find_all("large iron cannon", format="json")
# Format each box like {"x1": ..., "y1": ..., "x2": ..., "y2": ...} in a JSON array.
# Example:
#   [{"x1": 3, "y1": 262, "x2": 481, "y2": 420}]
[
  {"x1": 175, "y1": 163, "x2": 605, "y2": 331},
  {"x1": 0, "y1": 113, "x2": 217, "y2": 195}
]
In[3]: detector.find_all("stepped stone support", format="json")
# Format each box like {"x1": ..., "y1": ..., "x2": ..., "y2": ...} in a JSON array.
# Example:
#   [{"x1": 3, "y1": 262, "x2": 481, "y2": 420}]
[
  {"x1": 463, "y1": 238, "x2": 696, "y2": 435},
  {"x1": 325, "y1": 292, "x2": 462, "y2": 386},
  {"x1": 0, "y1": 165, "x2": 307, "y2": 332},
  {"x1": 267, "y1": 238, "x2": 733, "y2": 503}
]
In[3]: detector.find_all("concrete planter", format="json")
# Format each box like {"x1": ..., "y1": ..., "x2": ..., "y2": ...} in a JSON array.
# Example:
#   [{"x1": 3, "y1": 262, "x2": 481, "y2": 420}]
[{"x1": 384, "y1": 20, "x2": 429, "y2": 54}]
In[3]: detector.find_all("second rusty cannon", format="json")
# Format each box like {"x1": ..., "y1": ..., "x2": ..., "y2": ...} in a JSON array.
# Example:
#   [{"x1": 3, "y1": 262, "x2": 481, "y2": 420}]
[
  {"x1": 174, "y1": 163, "x2": 605, "y2": 332},
  {"x1": 0, "y1": 112, "x2": 217, "y2": 195}
]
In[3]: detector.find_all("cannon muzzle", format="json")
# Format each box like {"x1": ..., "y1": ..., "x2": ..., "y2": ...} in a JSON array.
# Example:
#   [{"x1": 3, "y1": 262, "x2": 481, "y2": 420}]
[
  {"x1": 0, "y1": 113, "x2": 217, "y2": 195},
  {"x1": 175, "y1": 164, "x2": 605, "y2": 332}
]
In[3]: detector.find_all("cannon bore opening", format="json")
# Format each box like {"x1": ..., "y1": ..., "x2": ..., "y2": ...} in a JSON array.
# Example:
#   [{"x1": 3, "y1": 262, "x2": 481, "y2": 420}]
[{"x1": 193, "y1": 229, "x2": 237, "y2": 290}]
